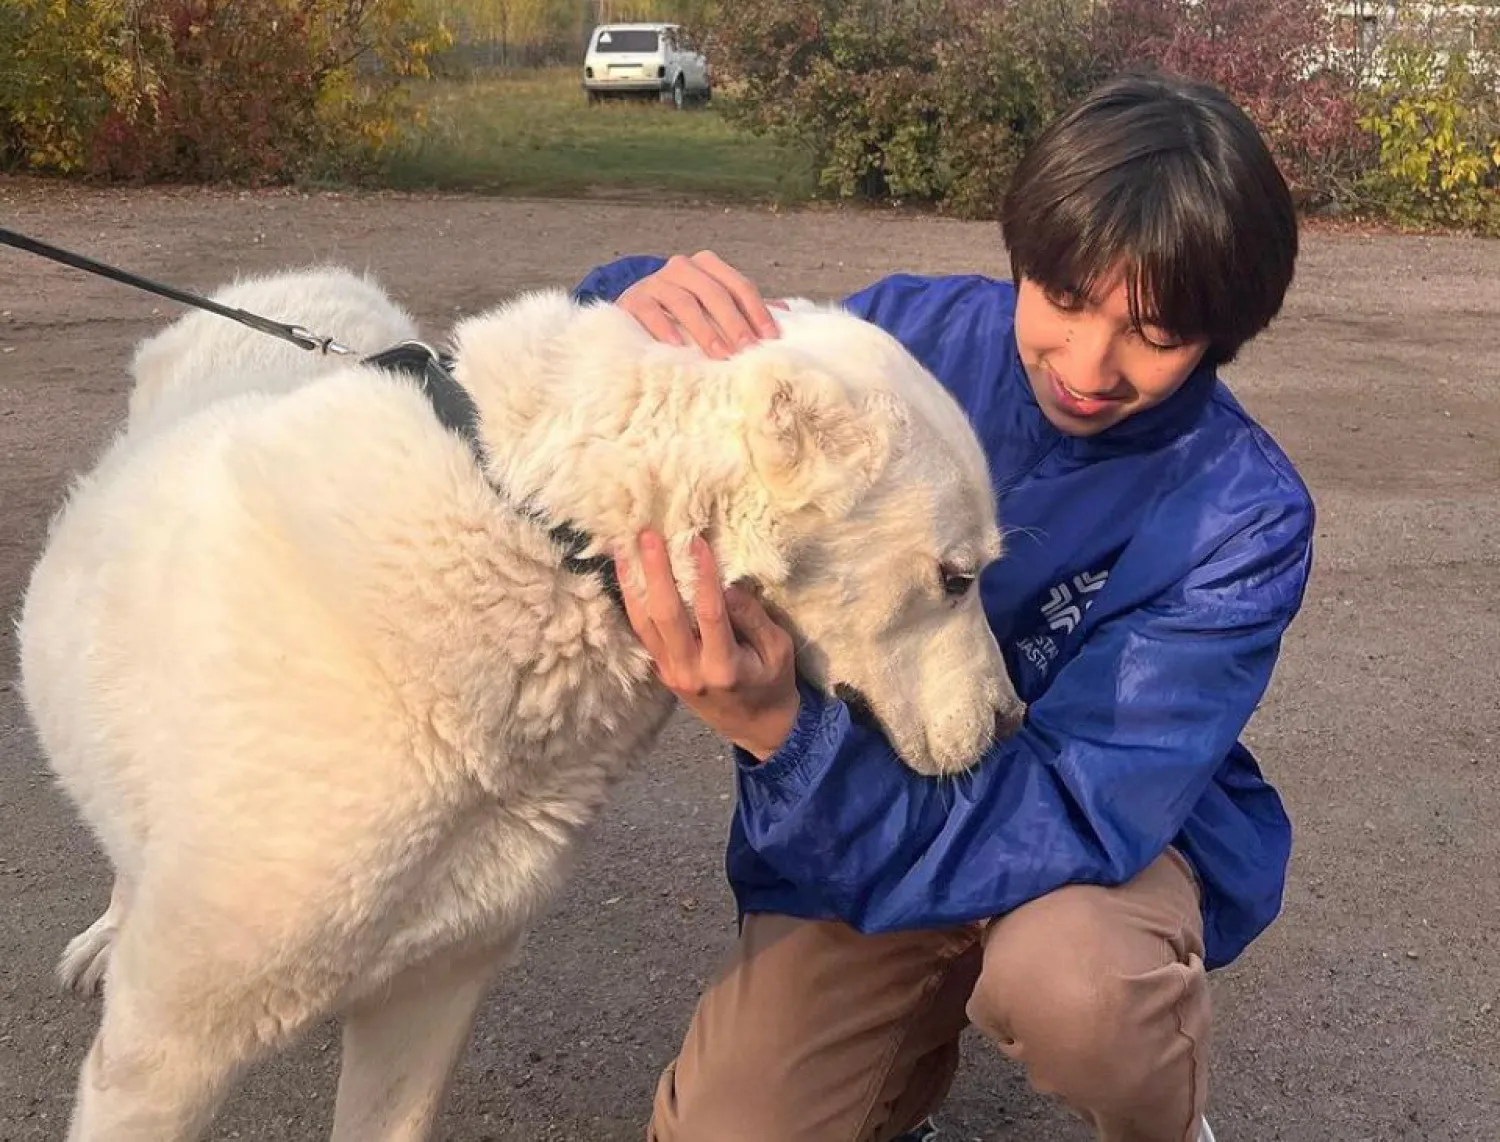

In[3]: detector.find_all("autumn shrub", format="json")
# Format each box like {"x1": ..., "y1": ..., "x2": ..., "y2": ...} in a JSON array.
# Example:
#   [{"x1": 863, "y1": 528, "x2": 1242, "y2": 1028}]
[
  {"x1": 1091, "y1": 0, "x2": 1374, "y2": 210},
  {"x1": 0, "y1": 0, "x2": 447, "y2": 184},
  {"x1": 702, "y1": 0, "x2": 1102, "y2": 215},
  {"x1": 699, "y1": 0, "x2": 946, "y2": 202},
  {"x1": 931, "y1": 0, "x2": 1105, "y2": 217},
  {"x1": 0, "y1": 0, "x2": 138, "y2": 174},
  {"x1": 1354, "y1": 3, "x2": 1500, "y2": 234},
  {"x1": 703, "y1": 0, "x2": 1369, "y2": 217}
]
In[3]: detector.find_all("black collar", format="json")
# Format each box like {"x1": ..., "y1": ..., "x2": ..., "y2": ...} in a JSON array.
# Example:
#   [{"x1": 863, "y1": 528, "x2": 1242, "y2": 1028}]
[{"x1": 361, "y1": 341, "x2": 624, "y2": 610}]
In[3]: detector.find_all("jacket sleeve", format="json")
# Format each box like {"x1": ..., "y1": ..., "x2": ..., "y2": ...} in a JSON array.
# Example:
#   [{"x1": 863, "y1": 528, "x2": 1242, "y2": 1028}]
[
  {"x1": 733, "y1": 494, "x2": 1315, "y2": 932},
  {"x1": 572, "y1": 255, "x2": 669, "y2": 305}
]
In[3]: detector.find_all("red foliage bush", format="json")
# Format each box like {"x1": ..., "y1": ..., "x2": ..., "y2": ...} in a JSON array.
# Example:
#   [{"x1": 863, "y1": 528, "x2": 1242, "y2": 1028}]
[
  {"x1": 10, "y1": 0, "x2": 445, "y2": 185},
  {"x1": 1092, "y1": 0, "x2": 1375, "y2": 207},
  {"x1": 90, "y1": 0, "x2": 328, "y2": 182},
  {"x1": 705, "y1": 0, "x2": 1372, "y2": 216}
]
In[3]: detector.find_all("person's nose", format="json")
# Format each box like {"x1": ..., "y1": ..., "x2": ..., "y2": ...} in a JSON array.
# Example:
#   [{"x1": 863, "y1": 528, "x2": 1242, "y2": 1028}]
[{"x1": 1060, "y1": 320, "x2": 1124, "y2": 395}]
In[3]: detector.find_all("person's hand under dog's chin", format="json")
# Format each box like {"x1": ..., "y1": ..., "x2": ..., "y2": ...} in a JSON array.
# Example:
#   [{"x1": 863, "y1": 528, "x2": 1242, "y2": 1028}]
[{"x1": 614, "y1": 529, "x2": 801, "y2": 762}]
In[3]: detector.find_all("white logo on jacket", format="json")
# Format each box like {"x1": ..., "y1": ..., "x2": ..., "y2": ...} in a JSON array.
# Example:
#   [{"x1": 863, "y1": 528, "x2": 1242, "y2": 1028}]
[
  {"x1": 1041, "y1": 569, "x2": 1109, "y2": 634},
  {"x1": 1013, "y1": 568, "x2": 1110, "y2": 677}
]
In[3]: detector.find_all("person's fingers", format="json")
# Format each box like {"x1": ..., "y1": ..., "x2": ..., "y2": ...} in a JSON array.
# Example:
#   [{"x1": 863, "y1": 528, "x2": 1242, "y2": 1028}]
[
  {"x1": 637, "y1": 530, "x2": 700, "y2": 672},
  {"x1": 652, "y1": 279, "x2": 735, "y2": 358},
  {"x1": 689, "y1": 538, "x2": 739, "y2": 688},
  {"x1": 662, "y1": 255, "x2": 760, "y2": 351},
  {"x1": 619, "y1": 291, "x2": 686, "y2": 346},
  {"x1": 615, "y1": 549, "x2": 670, "y2": 664},
  {"x1": 689, "y1": 251, "x2": 781, "y2": 340},
  {"x1": 725, "y1": 584, "x2": 794, "y2": 676}
]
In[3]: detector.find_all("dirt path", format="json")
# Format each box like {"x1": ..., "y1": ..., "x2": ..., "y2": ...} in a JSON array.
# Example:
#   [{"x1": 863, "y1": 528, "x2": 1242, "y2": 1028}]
[{"x1": 2, "y1": 176, "x2": 1497, "y2": 1141}]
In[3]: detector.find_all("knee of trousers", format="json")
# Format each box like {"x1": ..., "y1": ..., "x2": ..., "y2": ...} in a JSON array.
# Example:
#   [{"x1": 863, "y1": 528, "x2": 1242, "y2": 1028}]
[{"x1": 963, "y1": 894, "x2": 1208, "y2": 1107}]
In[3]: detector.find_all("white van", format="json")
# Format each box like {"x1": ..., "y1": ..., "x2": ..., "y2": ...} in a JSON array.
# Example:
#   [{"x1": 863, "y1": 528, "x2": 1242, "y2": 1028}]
[{"x1": 582, "y1": 23, "x2": 711, "y2": 108}]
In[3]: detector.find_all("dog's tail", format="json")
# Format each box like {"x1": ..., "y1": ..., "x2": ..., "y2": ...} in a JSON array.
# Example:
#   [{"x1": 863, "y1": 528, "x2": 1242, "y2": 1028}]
[{"x1": 58, "y1": 878, "x2": 130, "y2": 997}]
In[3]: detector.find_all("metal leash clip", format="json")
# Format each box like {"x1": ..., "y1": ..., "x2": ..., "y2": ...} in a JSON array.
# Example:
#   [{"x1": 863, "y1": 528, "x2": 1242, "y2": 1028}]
[{"x1": 289, "y1": 326, "x2": 357, "y2": 355}]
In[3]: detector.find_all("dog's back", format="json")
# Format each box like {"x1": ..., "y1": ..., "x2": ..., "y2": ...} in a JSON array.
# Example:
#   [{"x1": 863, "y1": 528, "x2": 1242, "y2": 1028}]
[{"x1": 126, "y1": 266, "x2": 420, "y2": 437}]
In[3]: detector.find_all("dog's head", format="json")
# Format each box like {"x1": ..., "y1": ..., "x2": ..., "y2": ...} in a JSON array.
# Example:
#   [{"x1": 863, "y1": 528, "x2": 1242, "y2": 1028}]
[
  {"x1": 718, "y1": 305, "x2": 1023, "y2": 776},
  {"x1": 445, "y1": 289, "x2": 1020, "y2": 773}
]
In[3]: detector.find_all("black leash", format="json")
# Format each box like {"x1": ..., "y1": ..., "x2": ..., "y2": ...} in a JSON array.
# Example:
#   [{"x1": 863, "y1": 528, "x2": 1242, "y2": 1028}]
[
  {"x1": 0, "y1": 224, "x2": 355, "y2": 355},
  {"x1": 0, "y1": 223, "x2": 624, "y2": 609}
]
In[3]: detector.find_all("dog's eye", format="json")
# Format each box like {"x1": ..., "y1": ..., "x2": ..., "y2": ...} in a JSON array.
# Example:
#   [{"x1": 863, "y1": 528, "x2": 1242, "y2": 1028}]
[{"x1": 940, "y1": 567, "x2": 975, "y2": 598}]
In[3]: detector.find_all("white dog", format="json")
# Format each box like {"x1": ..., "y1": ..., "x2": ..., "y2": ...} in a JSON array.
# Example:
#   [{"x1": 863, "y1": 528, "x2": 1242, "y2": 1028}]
[{"x1": 16, "y1": 267, "x2": 1021, "y2": 1142}]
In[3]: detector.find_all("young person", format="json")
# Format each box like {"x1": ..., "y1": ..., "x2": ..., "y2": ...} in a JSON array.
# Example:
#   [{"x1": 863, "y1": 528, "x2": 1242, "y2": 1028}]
[{"x1": 571, "y1": 70, "x2": 1314, "y2": 1142}]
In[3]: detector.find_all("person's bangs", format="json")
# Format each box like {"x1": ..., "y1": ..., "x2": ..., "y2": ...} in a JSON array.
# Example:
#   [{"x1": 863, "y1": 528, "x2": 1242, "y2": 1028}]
[
  {"x1": 1002, "y1": 71, "x2": 1300, "y2": 365},
  {"x1": 1015, "y1": 153, "x2": 1234, "y2": 347}
]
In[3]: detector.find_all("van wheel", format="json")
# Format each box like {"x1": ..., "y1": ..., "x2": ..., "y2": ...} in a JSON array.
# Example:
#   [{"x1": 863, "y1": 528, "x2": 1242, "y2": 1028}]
[{"x1": 671, "y1": 77, "x2": 686, "y2": 110}]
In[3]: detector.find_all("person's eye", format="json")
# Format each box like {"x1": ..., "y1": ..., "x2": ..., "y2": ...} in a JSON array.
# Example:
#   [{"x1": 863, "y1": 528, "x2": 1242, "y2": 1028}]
[
  {"x1": 1135, "y1": 325, "x2": 1185, "y2": 352},
  {"x1": 1045, "y1": 287, "x2": 1086, "y2": 313}
]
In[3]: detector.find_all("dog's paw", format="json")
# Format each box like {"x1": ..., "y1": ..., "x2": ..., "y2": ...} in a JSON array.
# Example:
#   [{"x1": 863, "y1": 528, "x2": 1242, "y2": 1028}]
[{"x1": 58, "y1": 917, "x2": 116, "y2": 997}]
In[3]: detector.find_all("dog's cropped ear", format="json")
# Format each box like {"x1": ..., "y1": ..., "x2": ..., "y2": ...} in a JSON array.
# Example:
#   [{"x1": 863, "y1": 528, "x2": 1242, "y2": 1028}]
[{"x1": 737, "y1": 351, "x2": 890, "y2": 518}]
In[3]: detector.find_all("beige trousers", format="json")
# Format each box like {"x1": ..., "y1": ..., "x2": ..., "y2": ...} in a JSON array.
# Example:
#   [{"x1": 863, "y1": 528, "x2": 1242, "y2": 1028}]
[{"x1": 647, "y1": 850, "x2": 1209, "y2": 1142}]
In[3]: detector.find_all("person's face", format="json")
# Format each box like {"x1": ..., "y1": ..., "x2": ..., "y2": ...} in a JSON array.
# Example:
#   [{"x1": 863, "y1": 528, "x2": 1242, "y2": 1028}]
[{"x1": 1013, "y1": 269, "x2": 1210, "y2": 436}]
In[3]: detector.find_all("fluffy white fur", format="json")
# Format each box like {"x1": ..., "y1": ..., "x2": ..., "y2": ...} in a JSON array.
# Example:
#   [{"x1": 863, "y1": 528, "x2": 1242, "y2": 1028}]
[{"x1": 16, "y1": 267, "x2": 1021, "y2": 1142}]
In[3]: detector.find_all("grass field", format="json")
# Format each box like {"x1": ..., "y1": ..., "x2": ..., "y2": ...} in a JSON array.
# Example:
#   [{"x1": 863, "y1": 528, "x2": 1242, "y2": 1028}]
[{"x1": 378, "y1": 67, "x2": 815, "y2": 202}]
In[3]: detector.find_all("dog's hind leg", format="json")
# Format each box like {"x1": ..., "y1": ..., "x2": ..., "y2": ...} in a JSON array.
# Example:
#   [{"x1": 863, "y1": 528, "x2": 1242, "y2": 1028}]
[
  {"x1": 58, "y1": 876, "x2": 132, "y2": 997},
  {"x1": 64, "y1": 959, "x2": 255, "y2": 1142},
  {"x1": 330, "y1": 944, "x2": 512, "y2": 1142}
]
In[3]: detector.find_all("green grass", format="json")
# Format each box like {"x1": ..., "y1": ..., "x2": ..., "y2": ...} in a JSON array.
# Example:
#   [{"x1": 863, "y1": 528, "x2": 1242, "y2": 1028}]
[{"x1": 377, "y1": 67, "x2": 815, "y2": 203}]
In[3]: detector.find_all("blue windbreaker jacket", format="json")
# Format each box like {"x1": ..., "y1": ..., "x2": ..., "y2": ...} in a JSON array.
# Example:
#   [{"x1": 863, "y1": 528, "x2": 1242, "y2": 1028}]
[{"x1": 573, "y1": 257, "x2": 1315, "y2": 969}]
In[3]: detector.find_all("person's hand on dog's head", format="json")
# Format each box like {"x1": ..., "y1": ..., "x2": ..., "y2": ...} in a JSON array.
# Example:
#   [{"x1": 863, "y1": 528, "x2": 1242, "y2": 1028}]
[
  {"x1": 618, "y1": 251, "x2": 787, "y2": 360},
  {"x1": 614, "y1": 529, "x2": 800, "y2": 762}
]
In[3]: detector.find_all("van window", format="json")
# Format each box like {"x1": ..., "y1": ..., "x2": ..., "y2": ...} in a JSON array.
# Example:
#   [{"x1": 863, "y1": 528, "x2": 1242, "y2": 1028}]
[{"x1": 594, "y1": 29, "x2": 661, "y2": 53}]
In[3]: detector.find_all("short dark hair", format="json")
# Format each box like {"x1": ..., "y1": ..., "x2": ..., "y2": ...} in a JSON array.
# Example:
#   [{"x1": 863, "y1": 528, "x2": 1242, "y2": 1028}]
[{"x1": 1001, "y1": 70, "x2": 1298, "y2": 366}]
